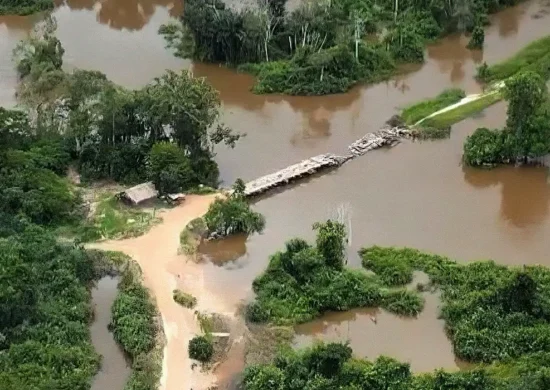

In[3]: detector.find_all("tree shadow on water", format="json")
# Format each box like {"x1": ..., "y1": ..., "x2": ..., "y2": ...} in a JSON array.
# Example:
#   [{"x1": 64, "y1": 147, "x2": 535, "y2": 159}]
[
  {"x1": 62, "y1": 0, "x2": 181, "y2": 30},
  {"x1": 198, "y1": 233, "x2": 248, "y2": 269},
  {"x1": 463, "y1": 165, "x2": 550, "y2": 228}
]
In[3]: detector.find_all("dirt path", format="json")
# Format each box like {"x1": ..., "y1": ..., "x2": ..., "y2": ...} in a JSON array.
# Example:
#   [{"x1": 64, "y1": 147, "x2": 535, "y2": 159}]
[
  {"x1": 415, "y1": 81, "x2": 505, "y2": 126},
  {"x1": 89, "y1": 194, "x2": 237, "y2": 390}
]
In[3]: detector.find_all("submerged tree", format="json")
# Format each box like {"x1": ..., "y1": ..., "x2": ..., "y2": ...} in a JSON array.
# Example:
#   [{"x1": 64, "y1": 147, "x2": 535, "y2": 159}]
[
  {"x1": 313, "y1": 220, "x2": 347, "y2": 270},
  {"x1": 202, "y1": 179, "x2": 265, "y2": 237},
  {"x1": 467, "y1": 25, "x2": 485, "y2": 49}
]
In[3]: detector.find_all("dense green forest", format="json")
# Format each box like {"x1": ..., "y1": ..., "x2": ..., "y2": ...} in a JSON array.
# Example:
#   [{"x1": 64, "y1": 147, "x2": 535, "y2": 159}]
[
  {"x1": 0, "y1": 225, "x2": 99, "y2": 388},
  {"x1": 0, "y1": 17, "x2": 237, "y2": 390},
  {"x1": 12, "y1": 18, "x2": 239, "y2": 190},
  {"x1": 161, "y1": 0, "x2": 512, "y2": 95},
  {"x1": 243, "y1": 245, "x2": 550, "y2": 389},
  {"x1": 463, "y1": 70, "x2": 550, "y2": 166},
  {"x1": 0, "y1": 0, "x2": 53, "y2": 15}
]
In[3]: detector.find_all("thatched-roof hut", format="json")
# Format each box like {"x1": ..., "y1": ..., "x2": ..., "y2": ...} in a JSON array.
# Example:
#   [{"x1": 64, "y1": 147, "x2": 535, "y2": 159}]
[{"x1": 118, "y1": 182, "x2": 158, "y2": 205}]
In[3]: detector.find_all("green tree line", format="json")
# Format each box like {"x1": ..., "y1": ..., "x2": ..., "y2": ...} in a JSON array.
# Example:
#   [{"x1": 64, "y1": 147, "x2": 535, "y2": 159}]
[
  {"x1": 13, "y1": 18, "x2": 240, "y2": 191},
  {"x1": 160, "y1": 0, "x2": 512, "y2": 95}
]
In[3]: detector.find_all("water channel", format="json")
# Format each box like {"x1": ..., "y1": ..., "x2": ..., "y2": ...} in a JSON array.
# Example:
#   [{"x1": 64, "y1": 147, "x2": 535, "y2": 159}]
[
  {"x1": 90, "y1": 276, "x2": 130, "y2": 390},
  {"x1": 2, "y1": 0, "x2": 550, "y2": 385}
]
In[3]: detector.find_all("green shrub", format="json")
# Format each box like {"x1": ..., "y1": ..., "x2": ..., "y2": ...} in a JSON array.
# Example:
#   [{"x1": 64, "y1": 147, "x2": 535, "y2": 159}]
[
  {"x1": 203, "y1": 180, "x2": 265, "y2": 237},
  {"x1": 360, "y1": 246, "x2": 415, "y2": 286},
  {"x1": 173, "y1": 289, "x2": 197, "y2": 308},
  {"x1": 467, "y1": 26, "x2": 485, "y2": 50},
  {"x1": 111, "y1": 276, "x2": 157, "y2": 358},
  {"x1": 463, "y1": 127, "x2": 508, "y2": 166},
  {"x1": 382, "y1": 289, "x2": 424, "y2": 316},
  {"x1": 248, "y1": 221, "x2": 432, "y2": 325},
  {"x1": 188, "y1": 335, "x2": 214, "y2": 362}
]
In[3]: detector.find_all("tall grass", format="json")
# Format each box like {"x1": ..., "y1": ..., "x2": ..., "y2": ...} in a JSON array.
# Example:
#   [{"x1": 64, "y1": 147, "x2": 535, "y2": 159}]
[
  {"x1": 421, "y1": 91, "x2": 502, "y2": 129},
  {"x1": 478, "y1": 36, "x2": 550, "y2": 83},
  {"x1": 401, "y1": 88, "x2": 466, "y2": 125}
]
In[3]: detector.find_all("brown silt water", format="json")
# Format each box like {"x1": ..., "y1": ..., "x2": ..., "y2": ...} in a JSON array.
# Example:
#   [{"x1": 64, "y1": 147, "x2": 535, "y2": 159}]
[
  {"x1": 90, "y1": 276, "x2": 131, "y2": 390},
  {"x1": 2, "y1": 0, "x2": 550, "y2": 387}
]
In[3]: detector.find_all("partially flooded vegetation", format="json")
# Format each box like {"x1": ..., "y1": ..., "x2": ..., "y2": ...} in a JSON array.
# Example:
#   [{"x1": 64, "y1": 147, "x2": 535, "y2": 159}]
[
  {"x1": 4, "y1": 1, "x2": 550, "y2": 390},
  {"x1": 247, "y1": 221, "x2": 425, "y2": 325}
]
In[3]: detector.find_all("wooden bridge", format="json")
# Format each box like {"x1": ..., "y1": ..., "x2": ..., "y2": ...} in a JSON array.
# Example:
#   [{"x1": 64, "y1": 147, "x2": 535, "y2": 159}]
[{"x1": 243, "y1": 124, "x2": 412, "y2": 197}]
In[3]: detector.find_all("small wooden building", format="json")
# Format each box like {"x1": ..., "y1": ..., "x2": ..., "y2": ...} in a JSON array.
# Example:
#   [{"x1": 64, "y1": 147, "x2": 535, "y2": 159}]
[{"x1": 118, "y1": 182, "x2": 158, "y2": 205}]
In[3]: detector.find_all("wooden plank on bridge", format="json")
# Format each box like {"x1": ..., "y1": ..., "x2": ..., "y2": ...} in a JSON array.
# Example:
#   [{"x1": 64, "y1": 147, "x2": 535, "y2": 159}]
[{"x1": 244, "y1": 153, "x2": 349, "y2": 197}]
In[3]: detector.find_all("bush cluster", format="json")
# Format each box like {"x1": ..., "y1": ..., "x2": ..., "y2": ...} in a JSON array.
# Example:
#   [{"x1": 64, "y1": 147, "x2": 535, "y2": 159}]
[
  {"x1": 188, "y1": 335, "x2": 214, "y2": 362},
  {"x1": 173, "y1": 289, "x2": 197, "y2": 309},
  {"x1": 203, "y1": 180, "x2": 265, "y2": 238},
  {"x1": 247, "y1": 221, "x2": 425, "y2": 325},
  {"x1": 360, "y1": 246, "x2": 550, "y2": 363},
  {"x1": 243, "y1": 341, "x2": 550, "y2": 390},
  {"x1": 108, "y1": 253, "x2": 160, "y2": 390}
]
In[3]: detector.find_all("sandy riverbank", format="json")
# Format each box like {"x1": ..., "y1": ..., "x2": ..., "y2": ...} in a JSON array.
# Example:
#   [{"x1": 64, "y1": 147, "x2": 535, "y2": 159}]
[{"x1": 89, "y1": 194, "x2": 238, "y2": 390}]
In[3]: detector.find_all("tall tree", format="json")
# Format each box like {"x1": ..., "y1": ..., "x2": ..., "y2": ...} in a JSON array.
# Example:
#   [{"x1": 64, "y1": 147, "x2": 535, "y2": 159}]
[{"x1": 504, "y1": 71, "x2": 547, "y2": 159}]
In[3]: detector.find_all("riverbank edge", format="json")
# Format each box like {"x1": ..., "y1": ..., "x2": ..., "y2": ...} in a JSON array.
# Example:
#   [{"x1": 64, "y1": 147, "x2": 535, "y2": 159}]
[
  {"x1": 407, "y1": 33, "x2": 550, "y2": 134},
  {"x1": 92, "y1": 250, "x2": 165, "y2": 390}
]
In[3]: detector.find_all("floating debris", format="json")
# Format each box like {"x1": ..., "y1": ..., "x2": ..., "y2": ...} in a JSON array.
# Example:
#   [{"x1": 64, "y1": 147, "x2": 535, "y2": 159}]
[{"x1": 348, "y1": 127, "x2": 411, "y2": 157}]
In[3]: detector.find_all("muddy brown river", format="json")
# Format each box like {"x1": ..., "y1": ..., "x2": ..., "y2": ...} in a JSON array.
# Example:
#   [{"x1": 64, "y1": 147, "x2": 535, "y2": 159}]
[
  {"x1": 90, "y1": 276, "x2": 131, "y2": 390},
  {"x1": 2, "y1": 0, "x2": 550, "y2": 384}
]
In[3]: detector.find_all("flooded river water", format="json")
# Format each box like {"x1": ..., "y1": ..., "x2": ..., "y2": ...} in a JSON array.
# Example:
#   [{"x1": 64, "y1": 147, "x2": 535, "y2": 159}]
[
  {"x1": 90, "y1": 276, "x2": 130, "y2": 390},
  {"x1": 3, "y1": 0, "x2": 550, "y2": 382}
]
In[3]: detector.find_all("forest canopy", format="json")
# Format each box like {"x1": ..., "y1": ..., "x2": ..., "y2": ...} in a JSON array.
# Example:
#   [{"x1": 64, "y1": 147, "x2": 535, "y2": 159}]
[
  {"x1": 11, "y1": 18, "x2": 240, "y2": 191},
  {"x1": 161, "y1": 0, "x2": 518, "y2": 95},
  {"x1": 0, "y1": 0, "x2": 53, "y2": 15}
]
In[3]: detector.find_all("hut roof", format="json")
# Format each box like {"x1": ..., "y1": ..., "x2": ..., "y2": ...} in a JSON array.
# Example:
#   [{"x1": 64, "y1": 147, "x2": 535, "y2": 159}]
[{"x1": 120, "y1": 182, "x2": 158, "y2": 205}]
